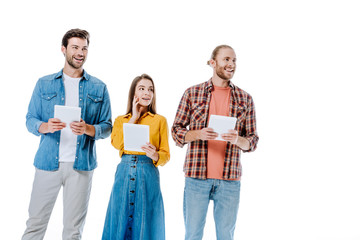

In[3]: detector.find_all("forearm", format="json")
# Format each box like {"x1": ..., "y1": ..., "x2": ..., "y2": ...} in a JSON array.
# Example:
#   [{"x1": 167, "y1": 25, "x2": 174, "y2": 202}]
[
  {"x1": 38, "y1": 122, "x2": 49, "y2": 134},
  {"x1": 184, "y1": 130, "x2": 201, "y2": 143},
  {"x1": 235, "y1": 136, "x2": 250, "y2": 151},
  {"x1": 85, "y1": 124, "x2": 96, "y2": 137}
]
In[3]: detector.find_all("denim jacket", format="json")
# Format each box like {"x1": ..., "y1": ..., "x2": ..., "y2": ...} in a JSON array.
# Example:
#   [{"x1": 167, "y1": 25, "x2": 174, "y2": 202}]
[{"x1": 26, "y1": 69, "x2": 112, "y2": 171}]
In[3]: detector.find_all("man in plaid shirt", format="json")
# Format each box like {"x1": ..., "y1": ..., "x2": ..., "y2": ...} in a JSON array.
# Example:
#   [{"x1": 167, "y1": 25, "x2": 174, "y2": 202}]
[{"x1": 172, "y1": 45, "x2": 259, "y2": 240}]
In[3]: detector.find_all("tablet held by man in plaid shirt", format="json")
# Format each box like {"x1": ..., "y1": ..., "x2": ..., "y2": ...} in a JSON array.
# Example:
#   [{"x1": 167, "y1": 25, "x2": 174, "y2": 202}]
[{"x1": 172, "y1": 45, "x2": 259, "y2": 240}]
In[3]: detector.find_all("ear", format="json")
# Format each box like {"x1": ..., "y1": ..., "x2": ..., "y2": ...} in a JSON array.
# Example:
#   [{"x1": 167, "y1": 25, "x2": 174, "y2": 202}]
[
  {"x1": 209, "y1": 59, "x2": 216, "y2": 68},
  {"x1": 61, "y1": 46, "x2": 66, "y2": 56}
]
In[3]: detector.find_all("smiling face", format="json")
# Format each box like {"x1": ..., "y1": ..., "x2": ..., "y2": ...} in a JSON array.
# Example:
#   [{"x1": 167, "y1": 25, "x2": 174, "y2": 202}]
[
  {"x1": 211, "y1": 47, "x2": 237, "y2": 81},
  {"x1": 61, "y1": 37, "x2": 88, "y2": 70},
  {"x1": 134, "y1": 79, "x2": 154, "y2": 108}
]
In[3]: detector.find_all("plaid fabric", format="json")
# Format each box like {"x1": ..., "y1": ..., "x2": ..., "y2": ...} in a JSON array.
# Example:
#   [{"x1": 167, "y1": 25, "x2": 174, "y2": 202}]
[{"x1": 171, "y1": 79, "x2": 259, "y2": 180}]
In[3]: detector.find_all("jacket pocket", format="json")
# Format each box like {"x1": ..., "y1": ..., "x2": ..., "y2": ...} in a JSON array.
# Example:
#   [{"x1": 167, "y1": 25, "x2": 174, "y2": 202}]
[
  {"x1": 41, "y1": 92, "x2": 57, "y2": 115},
  {"x1": 86, "y1": 94, "x2": 103, "y2": 120}
]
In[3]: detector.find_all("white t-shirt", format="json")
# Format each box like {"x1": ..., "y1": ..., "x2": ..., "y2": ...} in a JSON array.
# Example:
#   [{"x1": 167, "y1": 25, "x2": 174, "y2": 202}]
[{"x1": 59, "y1": 73, "x2": 81, "y2": 163}]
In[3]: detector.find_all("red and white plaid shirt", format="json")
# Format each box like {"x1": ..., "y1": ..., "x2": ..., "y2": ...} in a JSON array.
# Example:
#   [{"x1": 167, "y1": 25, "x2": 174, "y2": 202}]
[{"x1": 171, "y1": 79, "x2": 259, "y2": 180}]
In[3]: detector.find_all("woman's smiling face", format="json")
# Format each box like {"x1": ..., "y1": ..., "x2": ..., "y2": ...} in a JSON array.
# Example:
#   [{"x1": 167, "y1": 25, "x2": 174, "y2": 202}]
[{"x1": 134, "y1": 79, "x2": 154, "y2": 107}]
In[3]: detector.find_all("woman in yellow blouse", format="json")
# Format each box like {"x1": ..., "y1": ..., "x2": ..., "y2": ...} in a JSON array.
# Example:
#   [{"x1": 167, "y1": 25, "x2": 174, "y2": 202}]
[{"x1": 102, "y1": 74, "x2": 170, "y2": 240}]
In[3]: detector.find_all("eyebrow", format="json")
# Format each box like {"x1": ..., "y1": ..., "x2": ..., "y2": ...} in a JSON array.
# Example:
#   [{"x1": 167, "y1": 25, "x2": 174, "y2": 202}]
[
  {"x1": 224, "y1": 57, "x2": 236, "y2": 61},
  {"x1": 138, "y1": 85, "x2": 153, "y2": 88},
  {"x1": 70, "y1": 44, "x2": 88, "y2": 49}
]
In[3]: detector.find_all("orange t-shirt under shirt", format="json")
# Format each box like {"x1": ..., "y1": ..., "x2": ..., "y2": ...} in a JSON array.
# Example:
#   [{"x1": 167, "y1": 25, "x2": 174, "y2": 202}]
[{"x1": 207, "y1": 85, "x2": 231, "y2": 179}]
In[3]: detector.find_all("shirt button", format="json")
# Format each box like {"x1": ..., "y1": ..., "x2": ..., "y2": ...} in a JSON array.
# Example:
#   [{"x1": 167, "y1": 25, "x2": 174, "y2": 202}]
[{"x1": 80, "y1": 99, "x2": 82, "y2": 101}]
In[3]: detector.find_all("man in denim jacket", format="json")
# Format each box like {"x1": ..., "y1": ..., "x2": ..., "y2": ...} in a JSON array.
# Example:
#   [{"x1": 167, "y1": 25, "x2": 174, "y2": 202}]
[{"x1": 22, "y1": 29, "x2": 112, "y2": 240}]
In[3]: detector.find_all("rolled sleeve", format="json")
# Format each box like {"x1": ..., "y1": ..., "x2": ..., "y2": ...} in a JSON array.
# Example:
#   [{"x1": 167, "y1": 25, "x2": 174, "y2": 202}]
[
  {"x1": 171, "y1": 91, "x2": 190, "y2": 148},
  {"x1": 154, "y1": 117, "x2": 170, "y2": 167},
  {"x1": 241, "y1": 96, "x2": 259, "y2": 153},
  {"x1": 26, "y1": 81, "x2": 44, "y2": 136},
  {"x1": 92, "y1": 86, "x2": 112, "y2": 140}
]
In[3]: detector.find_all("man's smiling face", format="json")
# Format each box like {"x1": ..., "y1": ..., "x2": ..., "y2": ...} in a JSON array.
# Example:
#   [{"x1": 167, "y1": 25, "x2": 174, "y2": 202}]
[
  {"x1": 62, "y1": 37, "x2": 88, "y2": 70},
  {"x1": 213, "y1": 47, "x2": 237, "y2": 81}
]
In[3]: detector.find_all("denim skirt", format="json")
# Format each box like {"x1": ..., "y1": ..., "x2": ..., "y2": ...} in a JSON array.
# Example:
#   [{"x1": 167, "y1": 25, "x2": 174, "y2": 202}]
[{"x1": 102, "y1": 154, "x2": 165, "y2": 240}]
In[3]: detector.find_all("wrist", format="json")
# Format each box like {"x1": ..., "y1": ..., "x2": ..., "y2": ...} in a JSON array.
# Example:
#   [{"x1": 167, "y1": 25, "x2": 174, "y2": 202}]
[
  {"x1": 129, "y1": 116, "x2": 138, "y2": 124},
  {"x1": 185, "y1": 130, "x2": 201, "y2": 143},
  {"x1": 39, "y1": 122, "x2": 49, "y2": 134},
  {"x1": 84, "y1": 123, "x2": 95, "y2": 137},
  {"x1": 237, "y1": 137, "x2": 250, "y2": 150}
]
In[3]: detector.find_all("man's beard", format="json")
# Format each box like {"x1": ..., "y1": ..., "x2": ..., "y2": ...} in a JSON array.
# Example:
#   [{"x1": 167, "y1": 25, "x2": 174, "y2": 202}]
[
  {"x1": 66, "y1": 55, "x2": 84, "y2": 69},
  {"x1": 215, "y1": 66, "x2": 234, "y2": 81}
]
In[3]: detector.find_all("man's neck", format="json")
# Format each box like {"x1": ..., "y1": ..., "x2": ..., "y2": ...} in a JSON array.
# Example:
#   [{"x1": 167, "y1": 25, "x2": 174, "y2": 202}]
[
  {"x1": 211, "y1": 75, "x2": 230, "y2": 88},
  {"x1": 63, "y1": 65, "x2": 83, "y2": 78}
]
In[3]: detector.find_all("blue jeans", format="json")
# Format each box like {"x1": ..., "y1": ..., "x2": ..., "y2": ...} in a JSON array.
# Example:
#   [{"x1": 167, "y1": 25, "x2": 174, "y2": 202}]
[{"x1": 184, "y1": 177, "x2": 241, "y2": 240}]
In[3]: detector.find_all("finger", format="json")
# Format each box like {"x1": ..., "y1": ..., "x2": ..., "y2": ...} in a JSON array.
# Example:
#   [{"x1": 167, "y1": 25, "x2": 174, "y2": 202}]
[
  {"x1": 142, "y1": 145, "x2": 151, "y2": 151},
  {"x1": 209, "y1": 132, "x2": 218, "y2": 137},
  {"x1": 221, "y1": 133, "x2": 230, "y2": 138},
  {"x1": 50, "y1": 118, "x2": 62, "y2": 123},
  {"x1": 70, "y1": 125, "x2": 84, "y2": 132},
  {"x1": 71, "y1": 121, "x2": 84, "y2": 126},
  {"x1": 141, "y1": 147, "x2": 152, "y2": 155},
  {"x1": 53, "y1": 121, "x2": 66, "y2": 128},
  {"x1": 146, "y1": 143, "x2": 156, "y2": 149}
]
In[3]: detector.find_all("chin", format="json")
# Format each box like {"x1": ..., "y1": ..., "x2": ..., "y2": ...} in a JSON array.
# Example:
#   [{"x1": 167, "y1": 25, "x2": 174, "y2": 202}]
[{"x1": 139, "y1": 102, "x2": 150, "y2": 107}]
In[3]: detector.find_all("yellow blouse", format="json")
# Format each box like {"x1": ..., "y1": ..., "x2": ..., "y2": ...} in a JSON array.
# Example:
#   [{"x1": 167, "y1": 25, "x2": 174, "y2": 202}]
[{"x1": 111, "y1": 112, "x2": 170, "y2": 167}]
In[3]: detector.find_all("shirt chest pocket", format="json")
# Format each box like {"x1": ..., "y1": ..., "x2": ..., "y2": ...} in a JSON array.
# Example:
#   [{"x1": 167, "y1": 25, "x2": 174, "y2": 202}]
[
  {"x1": 190, "y1": 103, "x2": 207, "y2": 128},
  {"x1": 41, "y1": 92, "x2": 57, "y2": 115},
  {"x1": 86, "y1": 94, "x2": 103, "y2": 117},
  {"x1": 235, "y1": 105, "x2": 247, "y2": 127}
]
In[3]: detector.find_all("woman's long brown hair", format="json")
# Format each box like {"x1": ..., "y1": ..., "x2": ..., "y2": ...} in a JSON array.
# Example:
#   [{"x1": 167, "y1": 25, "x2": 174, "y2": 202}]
[{"x1": 126, "y1": 74, "x2": 157, "y2": 115}]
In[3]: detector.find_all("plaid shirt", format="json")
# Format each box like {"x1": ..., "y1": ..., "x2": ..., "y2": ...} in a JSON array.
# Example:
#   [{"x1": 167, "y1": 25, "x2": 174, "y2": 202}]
[{"x1": 171, "y1": 79, "x2": 259, "y2": 180}]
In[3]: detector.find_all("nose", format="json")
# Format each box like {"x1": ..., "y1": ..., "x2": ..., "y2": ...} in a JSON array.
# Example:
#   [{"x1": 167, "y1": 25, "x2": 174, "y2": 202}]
[
  {"x1": 227, "y1": 61, "x2": 234, "y2": 67},
  {"x1": 77, "y1": 50, "x2": 84, "y2": 56}
]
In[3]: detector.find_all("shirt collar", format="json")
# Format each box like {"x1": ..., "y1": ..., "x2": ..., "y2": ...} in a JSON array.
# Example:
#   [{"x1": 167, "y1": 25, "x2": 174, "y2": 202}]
[
  {"x1": 55, "y1": 69, "x2": 89, "y2": 81},
  {"x1": 206, "y1": 78, "x2": 235, "y2": 92},
  {"x1": 124, "y1": 112, "x2": 155, "y2": 119}
]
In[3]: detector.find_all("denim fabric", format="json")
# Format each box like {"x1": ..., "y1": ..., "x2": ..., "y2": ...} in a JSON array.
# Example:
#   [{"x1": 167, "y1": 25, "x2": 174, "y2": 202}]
[
  {"x1": 184, "y1": 177, "x2": 241, "y2": 240},
  {"x1": 26, "y1": 70, "x2": 112, "y2": 171},
  {"x1": 102, "y1": 155, "x2": 165, "y2": 240}
]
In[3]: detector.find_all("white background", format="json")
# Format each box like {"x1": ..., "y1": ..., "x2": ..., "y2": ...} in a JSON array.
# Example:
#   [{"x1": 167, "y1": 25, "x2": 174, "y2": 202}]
[{"x1": 1, "y1": 0, "x2": 359, "y2": 239}]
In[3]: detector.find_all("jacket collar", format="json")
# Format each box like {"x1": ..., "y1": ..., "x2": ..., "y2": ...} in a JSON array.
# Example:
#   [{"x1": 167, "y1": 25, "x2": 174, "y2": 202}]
[{"x1": 55, "y1": 69, "x2": 89, "y2": 80}]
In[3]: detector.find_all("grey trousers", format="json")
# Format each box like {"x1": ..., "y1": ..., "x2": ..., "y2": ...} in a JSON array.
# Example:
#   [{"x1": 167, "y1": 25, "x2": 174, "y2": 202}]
[{"x1": 22, "y1": 163, "x2": 94, "y2": 240}]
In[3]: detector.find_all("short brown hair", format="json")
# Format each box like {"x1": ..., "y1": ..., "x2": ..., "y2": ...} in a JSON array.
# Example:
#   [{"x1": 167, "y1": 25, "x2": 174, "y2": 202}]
[
  {"x1": 126, "y1": 74, "x2": 157, "y2": 115},
  {"x1": 207, "y1": 45, "x2": 234, "y2": 65},
  {"x1": 62, "y1": 28, "x2": 90, "y2": 48}
]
